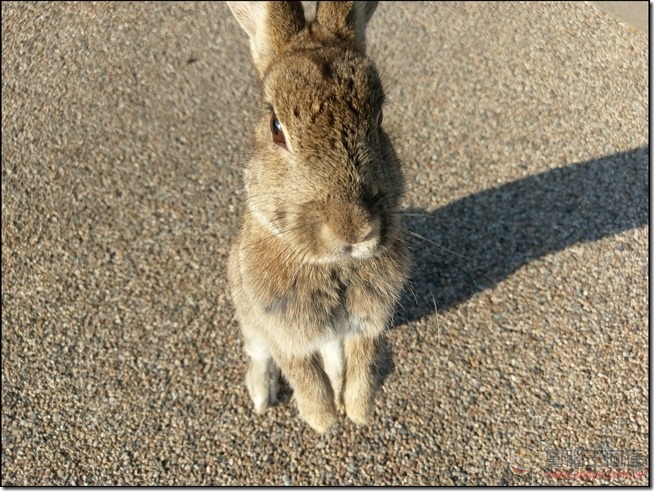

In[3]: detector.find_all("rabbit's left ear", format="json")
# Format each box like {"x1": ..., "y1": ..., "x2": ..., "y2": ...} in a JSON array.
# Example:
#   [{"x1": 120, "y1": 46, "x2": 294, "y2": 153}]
[
  {"x1": 315, "y1": 1, "x2": 378, "y2": 53},
  {"x1": 227, "y1": 1, "x2": 306, "y2": 77}
]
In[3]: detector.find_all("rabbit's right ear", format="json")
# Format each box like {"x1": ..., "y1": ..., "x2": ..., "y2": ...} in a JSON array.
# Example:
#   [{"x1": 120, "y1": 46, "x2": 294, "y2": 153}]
[
  {"x1": 227, "y1": 1, "x2": 305, "y2": 77},
  {"x1": 315, "y1": 1, "x2": 378, "y2": 53}
]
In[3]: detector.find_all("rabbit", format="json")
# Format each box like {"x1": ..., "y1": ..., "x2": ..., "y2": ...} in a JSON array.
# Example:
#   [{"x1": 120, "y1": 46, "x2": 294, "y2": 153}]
[{"x1": 226, "y1": 0, "x2": 410, "y2": 433}]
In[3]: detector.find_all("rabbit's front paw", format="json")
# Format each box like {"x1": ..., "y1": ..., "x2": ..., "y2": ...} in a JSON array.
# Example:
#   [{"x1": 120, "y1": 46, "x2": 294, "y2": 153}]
[
  {"x1": 296, "y1": 397, "x2": 338, "y2": 433},
  {"x1": 344, "y1": 390, "x2": 374, "y2": 426},
  {"x1": 298, "y1": 400, "x2": 338, "y2": 433}
]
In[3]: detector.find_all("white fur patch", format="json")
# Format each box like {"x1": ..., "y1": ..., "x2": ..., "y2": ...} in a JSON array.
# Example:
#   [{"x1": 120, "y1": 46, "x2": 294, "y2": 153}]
[
  {"x1": 319, "y1": 338, "x2": 344, "y2": 388},
  {"x1": 245, "y1": 336, "x2": 272, "y2": 360}
]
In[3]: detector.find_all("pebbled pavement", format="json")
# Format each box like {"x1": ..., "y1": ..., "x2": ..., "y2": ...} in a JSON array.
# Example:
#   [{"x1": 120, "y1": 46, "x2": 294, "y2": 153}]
[{"x1": 2, "y1": 1, "x2": 648, "y2": 485}]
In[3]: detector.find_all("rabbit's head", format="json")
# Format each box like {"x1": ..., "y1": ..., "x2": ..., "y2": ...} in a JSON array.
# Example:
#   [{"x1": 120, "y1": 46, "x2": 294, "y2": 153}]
[{"x1": 228, "y1": 1, "x2": 404, "y2": 264}]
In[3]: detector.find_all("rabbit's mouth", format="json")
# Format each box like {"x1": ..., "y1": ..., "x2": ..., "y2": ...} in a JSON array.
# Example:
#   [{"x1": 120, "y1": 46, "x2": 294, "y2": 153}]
[
  {"x1": 311, "y1": 234, "x2": 385, "y2": 265},
  {"x1": 307, "y1": 246, "x2": 379, "y2": 265},
  {"x1": 346, "y1": 237, "x2": 380, "y2": 260},
  {"x1": 329, "y1": 242, "x2": 378, "y2": 262}
]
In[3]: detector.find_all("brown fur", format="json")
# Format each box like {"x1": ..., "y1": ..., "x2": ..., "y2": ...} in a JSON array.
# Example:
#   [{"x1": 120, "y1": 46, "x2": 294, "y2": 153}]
[{"x1": 227, "y1": 1, "x2": 409, "y2": 433}]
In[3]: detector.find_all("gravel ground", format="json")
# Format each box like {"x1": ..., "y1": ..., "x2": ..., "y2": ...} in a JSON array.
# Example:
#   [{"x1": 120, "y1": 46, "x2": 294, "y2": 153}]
[{"x1": 2, "y1": 1, "x2": 648, "y2": 486}]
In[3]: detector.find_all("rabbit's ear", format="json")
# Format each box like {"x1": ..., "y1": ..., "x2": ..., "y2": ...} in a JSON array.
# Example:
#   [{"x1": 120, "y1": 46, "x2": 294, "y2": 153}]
[
  {"x1": 315, "y1": 1, "x2": 378, "y2": 52},
  {"x1": 227, "y1": 1, "x2": 305, "y2": 76}
]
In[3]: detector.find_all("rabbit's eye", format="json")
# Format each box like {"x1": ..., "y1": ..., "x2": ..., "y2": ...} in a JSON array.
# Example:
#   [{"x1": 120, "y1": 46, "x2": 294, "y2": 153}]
[{"x1": 270, "y1": 115, "x2": 287, "y2": 149}]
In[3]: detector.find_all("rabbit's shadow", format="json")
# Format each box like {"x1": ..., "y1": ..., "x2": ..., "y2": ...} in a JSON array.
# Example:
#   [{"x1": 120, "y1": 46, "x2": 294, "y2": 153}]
[{"x1": 394, "y1": 146, "x2": 648, "y2": 325}]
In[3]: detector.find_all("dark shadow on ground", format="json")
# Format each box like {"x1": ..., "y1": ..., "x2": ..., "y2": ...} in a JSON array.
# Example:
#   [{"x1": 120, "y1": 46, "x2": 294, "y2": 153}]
[{"x1": 394, "y1": 146, "x2": 649, "y2": 325}]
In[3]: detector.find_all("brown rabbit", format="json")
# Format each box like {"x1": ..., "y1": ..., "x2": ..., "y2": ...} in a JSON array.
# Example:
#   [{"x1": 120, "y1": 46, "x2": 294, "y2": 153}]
[{"x1": 226, "y1": 1, "x2": 409, "y2": 433}]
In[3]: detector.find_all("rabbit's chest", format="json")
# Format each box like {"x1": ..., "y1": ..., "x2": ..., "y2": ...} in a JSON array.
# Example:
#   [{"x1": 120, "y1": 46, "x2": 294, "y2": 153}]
[
  {"x1": 266, "y1": 265, "x2": 391, "y2": 346},
  {"x1": 268, "y1": 271, "x2": 349, "y2": 328}
]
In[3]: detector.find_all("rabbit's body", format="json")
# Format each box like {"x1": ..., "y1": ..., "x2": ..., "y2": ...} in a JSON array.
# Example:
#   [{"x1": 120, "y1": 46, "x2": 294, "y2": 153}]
[{"x1": 227, "y1": 1, "x2": 409, "y2": 433}]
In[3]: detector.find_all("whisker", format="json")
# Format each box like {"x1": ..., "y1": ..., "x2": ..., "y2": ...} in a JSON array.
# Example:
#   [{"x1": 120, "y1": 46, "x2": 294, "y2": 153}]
[
  {"x1": 407, "y1": 230, "x2": 468, "y2": 259},
  {"x1": 387, "y1": 210, "x2": 480, "y2": 246},
  {"x1": 390, "y1": 226, "x2": 469, "y2": 259},
  {"x1": 389, "y1": 211, "x2": 429, "y2": 217},
  {"x1": 377, "y1": 183, "x2": 423, "y2": 205},
  {"x1": 430, "y1": 289, "x2": 440, "y2": 345},
  {"x1": 406, "y1": 280, "x2": 418, "y2": 307}
]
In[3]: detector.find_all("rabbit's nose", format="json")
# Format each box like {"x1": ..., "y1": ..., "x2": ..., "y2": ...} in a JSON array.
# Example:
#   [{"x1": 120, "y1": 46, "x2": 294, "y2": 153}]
[
  {"x1": 357, "y1": 216, "x2": 381, "y2": 244},
  {"x1": 323, "y1": 203, "x2": 381, "y2": 247}
]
